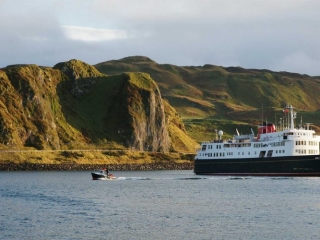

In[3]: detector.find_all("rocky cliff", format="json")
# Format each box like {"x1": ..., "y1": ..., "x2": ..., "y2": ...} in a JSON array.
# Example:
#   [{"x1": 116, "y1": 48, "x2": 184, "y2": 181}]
[
  {"x1": 104, "y1": 72, "x2": 171, "y2": 152},
  {"x1": 0, "y1": 60, "x2": 198, "y2": 153},
  {"x1": 0, "y1": 64, "x2": 66, "y2": 149}
]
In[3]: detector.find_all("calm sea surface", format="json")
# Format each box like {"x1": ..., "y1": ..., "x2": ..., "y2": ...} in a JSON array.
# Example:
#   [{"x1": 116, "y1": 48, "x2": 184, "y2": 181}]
[{"x1": 1, "y1": 170, "x2": 320, "y2": 240}]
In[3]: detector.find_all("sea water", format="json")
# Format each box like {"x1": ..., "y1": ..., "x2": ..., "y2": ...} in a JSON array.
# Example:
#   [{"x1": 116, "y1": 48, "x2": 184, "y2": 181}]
[{"x1": 1, "y1": 170, "x2": 320, "y2": 240}]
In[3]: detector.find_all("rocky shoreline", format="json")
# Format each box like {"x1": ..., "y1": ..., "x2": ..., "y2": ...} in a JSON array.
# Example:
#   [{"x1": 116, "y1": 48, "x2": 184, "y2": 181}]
[{"x1": 0, "y1": 162, "x2": 194, "y2": 171}]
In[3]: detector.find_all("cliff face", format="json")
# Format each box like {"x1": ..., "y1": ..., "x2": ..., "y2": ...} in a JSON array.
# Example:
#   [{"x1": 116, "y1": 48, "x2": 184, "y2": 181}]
[
  {"x1": 0, "y1": 60, "x2": 105, "y2": 150},
  {"x1": 102, "y1": 72, "x2": 199, "y2": 152},
  {"x1": 0, "y1": 65, "x2": 65, "y2": 149},
  {"x1": 0, "y1": 60, "x2": 197, "y2": 153},
  {"x1": 109, "y1": 73, "x2": 171, "y2": 152}
]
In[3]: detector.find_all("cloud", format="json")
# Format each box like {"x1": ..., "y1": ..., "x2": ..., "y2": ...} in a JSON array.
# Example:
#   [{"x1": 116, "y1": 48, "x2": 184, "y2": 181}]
[
  {"x1": 62, "y1": 26, "x2": 128, "y2": 41},
  {"x1": 0, "y1": 0, "x2": 320, "y2": 75}
]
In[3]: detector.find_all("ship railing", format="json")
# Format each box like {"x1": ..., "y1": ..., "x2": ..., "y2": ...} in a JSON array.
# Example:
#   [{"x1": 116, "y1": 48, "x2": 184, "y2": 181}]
[
  {"x1": 202, "y1": 140, "x2": 225, "y2": 143},
  {"x1": 211, "y1": 140, "x2": 224, "y2": 143}
]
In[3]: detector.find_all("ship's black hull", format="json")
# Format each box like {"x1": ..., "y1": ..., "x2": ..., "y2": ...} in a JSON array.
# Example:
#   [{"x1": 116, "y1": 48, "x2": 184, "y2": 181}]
[{"x1": 194, "y1": 155, "x2": 320, "y2": 176}]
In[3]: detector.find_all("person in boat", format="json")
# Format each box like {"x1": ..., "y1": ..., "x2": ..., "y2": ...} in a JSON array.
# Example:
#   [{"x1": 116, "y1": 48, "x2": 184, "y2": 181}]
[{"x1": 105, "y1": 167, "x2": 109, "y2": 176}]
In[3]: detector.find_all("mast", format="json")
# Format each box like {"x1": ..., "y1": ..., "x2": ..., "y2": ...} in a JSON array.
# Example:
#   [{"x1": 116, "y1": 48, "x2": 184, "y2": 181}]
[{"x1": 288, "y1": 105, "x2": 294, "y2": 130}]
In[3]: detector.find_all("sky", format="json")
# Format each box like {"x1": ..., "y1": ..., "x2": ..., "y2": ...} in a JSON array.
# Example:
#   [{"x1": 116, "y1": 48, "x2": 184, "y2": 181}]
[{"x1": 1, "y1": 0, "x2": 320, "y2": 75}]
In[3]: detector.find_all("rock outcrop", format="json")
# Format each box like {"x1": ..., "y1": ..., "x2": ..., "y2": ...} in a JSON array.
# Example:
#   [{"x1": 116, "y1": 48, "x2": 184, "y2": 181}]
[
  {"x1": 104, "y1": 72, "x2": 171, "y2": 152},
  {"x1": 0, "y1": 60, "x2": 198, "y2": 154},
  {"x1": 0, "y1": 65, "x2": 65, "y2": 149}
]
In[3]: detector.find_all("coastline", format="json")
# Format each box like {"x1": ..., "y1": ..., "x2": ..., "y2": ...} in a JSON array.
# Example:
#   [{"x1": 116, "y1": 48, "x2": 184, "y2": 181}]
[
  {"x1": 0, "y1": 150, "x2": 195, "y2": 171},
  {"x1": 0, "y1": 162, "x2": 194, "y2": 171}
]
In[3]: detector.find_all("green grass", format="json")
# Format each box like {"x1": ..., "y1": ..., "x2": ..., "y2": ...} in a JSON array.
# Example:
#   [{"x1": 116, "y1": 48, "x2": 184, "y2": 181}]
[
  {"x1": 96, "y1": 58, "x2": 320, "y2": 115},
  {"x1": 125, "y1": 72, "x2": 155, "y2": 90},
  {"x1": 3, "y1": 56, "x2": 320, "y2": 155}
]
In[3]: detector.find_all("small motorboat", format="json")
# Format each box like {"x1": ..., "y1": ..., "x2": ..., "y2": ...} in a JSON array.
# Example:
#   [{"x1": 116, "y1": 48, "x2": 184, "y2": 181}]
[{"x1": 91, "y1": 169, "x2": 116, "y2": 180}]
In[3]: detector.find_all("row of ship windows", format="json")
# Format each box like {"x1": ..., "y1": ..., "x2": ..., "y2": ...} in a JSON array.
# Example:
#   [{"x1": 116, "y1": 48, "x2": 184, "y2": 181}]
[
  {"x1": 206, "y1": 145, "x2": 221, "y2": 149},
  {"x1": 295, "y1": 149, "x2": 318, "y2": 154},
  {"x1": 256, "y1": 142, "x2": 285, "y2": 147},
  {"x1": 202, "y1": 140, "x2": 319, "y2": 151},
  {"x1": 294, "y1": 132, "x2": 312, "y2": 136},
  {"x1": 295, "y1": 141, "x2": 318, "y2": 146},
  {"x1": 204, "y1": 143, "x2": 283, "y2": 150},
  {"x1": 203, "y1": 143, "x2": 284, "y2": 150},
  {"x1": 200, "y1": 150, "x2": 286, "y2": 157}
]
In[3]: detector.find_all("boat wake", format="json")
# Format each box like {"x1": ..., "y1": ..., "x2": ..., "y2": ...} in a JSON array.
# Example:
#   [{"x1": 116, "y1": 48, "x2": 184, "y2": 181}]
[
  {"x1": 101, "y1": 176, "x2": 256, "y2": 181},
  {"x1": 95, "y1": 176, "x2": 295, "y2": 181},
  {"x1": 110, "y1": 176, "x2": 212, "y2": 181},
  {"x1": 227, "y1": 177, "x2": 252, "y2": 180},
  {"x1": 270, "y1": 177, "x2": 294, "y2": 180}
]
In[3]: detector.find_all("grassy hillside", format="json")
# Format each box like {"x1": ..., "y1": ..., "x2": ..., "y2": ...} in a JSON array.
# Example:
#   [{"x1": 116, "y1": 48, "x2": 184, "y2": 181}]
[
  {"x1": 96, "y1": 57, "x2": 320, "y2": 113},
  {"x1": 0, "y1": 60, "x2": 198, "y2": 158},
  {"x1": 57, "y1": 71, "x2": 198, "y2": 152},
  {"x1": 2, "y1": 56, "x2": 320, "y2": 165},
  {"x1": 95, "y1": 56, "x2": 320, "y2": 141}
]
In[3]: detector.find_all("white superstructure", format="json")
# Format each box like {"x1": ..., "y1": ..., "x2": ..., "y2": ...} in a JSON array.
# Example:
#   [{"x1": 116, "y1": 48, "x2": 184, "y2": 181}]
[{"x1": 195, "y1": 105, "x2": 320, "y2": 160}]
